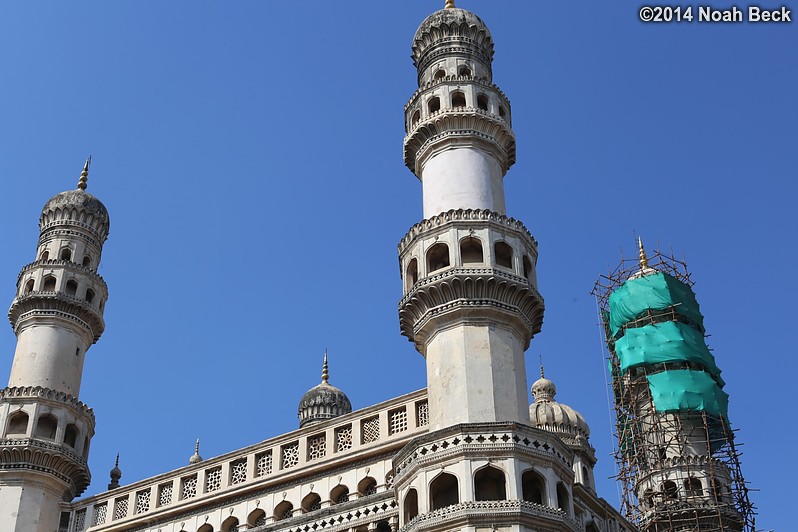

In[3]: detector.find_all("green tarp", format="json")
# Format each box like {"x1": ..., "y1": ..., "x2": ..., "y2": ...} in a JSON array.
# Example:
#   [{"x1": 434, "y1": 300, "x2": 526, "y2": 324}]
[
  {"x1": 615, "y1": 321, "x2": 721, "y2": 377},
  {"x1": 608, "y1": 272, "x2": 703, "y2": 336},
  {"x1": 646, "y1": 369, "x2": 728, "y2": 418}
]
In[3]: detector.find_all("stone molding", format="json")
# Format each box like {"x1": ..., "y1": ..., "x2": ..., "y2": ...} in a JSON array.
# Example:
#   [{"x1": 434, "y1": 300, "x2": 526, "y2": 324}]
[
  {"x1": 9, "y1": 291, "x2": 105, "y2": 341},
  {"x1": 400, "y1": 499, "x2": 579, "y2": 532},
  {"x1": 0, "y1": 437, "x2": 91, "y2": 496},
  {"x1": 39, "y1": 226, "x2": 102, "y2": 250},
  {"x1": 404, "y1": 108, "x2": 515, "y2": 175},
  {"x1": 0, "y1": 386, "x2": 96, "y2": 422},
  {"x1": 413, "y1": 30, "x2": 494, "y2": 72},
  {"x1": 397, "y1": 209, "x2": 537, "y2": 255},
  {"x1": 16, "y1": 258, "x2": 108, "y2": 289},
  {"x1": 40, "y1": 209, "x2": 109, "y2": 243},
  {"x1": 639, "y1": 500, "x2": 744, "y2": 531},
  {"x1": 404, "y1": 75, "x2": 510, "y2": 114}
]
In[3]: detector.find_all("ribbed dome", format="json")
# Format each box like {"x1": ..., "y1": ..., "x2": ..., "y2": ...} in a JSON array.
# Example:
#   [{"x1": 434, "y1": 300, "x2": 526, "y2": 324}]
[
  {"x1": 298, "y1": 354, "x2": 352, "y2": 428},
  {"x1": 42, "y1": 189, "x2": 109, "y2": 225},
  {"x1": 530, "y1": 374, "x2": 591, "y2": 441},
  {"x1": 411, "y1": 7, "x2": 494, "y2": 67},
  {"x1": 39, "y1": 161, "x2": 110, "y2": 240}
]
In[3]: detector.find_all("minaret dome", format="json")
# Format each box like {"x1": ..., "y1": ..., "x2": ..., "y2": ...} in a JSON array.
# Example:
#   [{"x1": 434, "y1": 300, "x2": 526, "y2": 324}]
[{"x1": 298, "y1": 352, "x2": 352, "y2": 428}]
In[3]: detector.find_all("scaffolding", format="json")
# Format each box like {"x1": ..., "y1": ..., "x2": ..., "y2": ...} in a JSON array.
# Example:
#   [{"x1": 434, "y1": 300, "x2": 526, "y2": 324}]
[{"x1": 593, "y1": 246, "x2": 755, "y2": 532}]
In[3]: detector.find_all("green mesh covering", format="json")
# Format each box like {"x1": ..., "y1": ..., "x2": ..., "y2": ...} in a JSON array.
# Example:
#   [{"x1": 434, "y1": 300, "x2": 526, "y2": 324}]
[
  {"x1": 608, "y1": 272, "x2": 703, "y2": 336},
  {"x1": 615, "y1": 321, "x2": 721, "y2": 376},
  {"x1": 646, "y1": 369, "x2": 728, "y2": 417}
]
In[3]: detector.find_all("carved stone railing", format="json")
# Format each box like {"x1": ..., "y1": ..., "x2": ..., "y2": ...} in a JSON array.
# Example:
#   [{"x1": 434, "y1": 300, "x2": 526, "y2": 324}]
[
  {"x1": 400, "y1": 500, "x2": 580, "y2": 532},
  {"x1": 0, "y1": 386, "x2": 95, "y2": 421},
  {"x1": 9, "y1": 291, "x2": 105, "y2": 340},
  {"x1": 0, "y1": 437, "x2": 91, "y2": 495},
  {"x1": 17, "y1": 259, "x2": 107, "y2": 289},
  {"x1": 404, "y1": 75, "x2": 510, "y2": 113}
]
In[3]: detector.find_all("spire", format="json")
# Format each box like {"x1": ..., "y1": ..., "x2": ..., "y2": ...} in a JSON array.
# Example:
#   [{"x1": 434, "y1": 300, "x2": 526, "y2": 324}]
[
  {"x1": 189, "y1": 438, "x2": 203, "y2": 464},
  {"x1": 322, "y1": 350, "x2": 329, "y2": 383},
  {"x1": 638, "y1": 236, "x2": 649, "y2": 270},
  {"x1": 539, "y1": 355, "x2": 545, "y2": 379},
  {"x1": 108, "y1": 453, "x2": 122, "y2": 490},
  {"x1": 445, "y1": 0, "x2": 455, "y2": 8},
  {"x1": 77, "y1": 156, "x2": 91, "y2": 190}
]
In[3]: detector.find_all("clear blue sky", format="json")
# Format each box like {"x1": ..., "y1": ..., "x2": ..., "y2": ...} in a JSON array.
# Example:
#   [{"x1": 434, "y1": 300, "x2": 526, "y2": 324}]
[{"x1": 0, "y1": 1, "x2": 794, "y2": 530}]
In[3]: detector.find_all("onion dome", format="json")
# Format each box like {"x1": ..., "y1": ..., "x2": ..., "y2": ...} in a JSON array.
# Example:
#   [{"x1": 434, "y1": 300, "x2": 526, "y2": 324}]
[
  {"x1": 188, "y1": 439, "x2": 203, "y2": 465},
  {"x1": 108, "y1": 453, "x2": 122, "y2": 490},
  {"x1": 411, "y1": 2, "x2": 495, "y2": 71},
  {"x1": 40, "y1": 158, "x2": 110, "y2": 241},
  {"x1": 530, "y1": 368, "x2": 591, "y2": 443},
  {"x1": 298, "y1": 352, "x2": 352, "y2": 428}
]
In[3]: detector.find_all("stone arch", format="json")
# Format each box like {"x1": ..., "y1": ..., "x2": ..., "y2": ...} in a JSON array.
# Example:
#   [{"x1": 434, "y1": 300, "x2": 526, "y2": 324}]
[
  {"x1": 40, "y1": 250, "x2": 49, "y2": 261},
  {"x1": 428, "y1": 96, "x2": 441, "y2": 114},
  {"x1": 662, "y1": 480, "x2": 678, "y2": 500},
  {"x1": 523, "y1": 255, "x2": 533, "y2": 282},
  {"x1": 521, "y1": 469, "x2": 546, "y2": 505},
  {"x1": 24, "y1": 279, "x2": 34, "y2": 294},
  {"x1": 406, "y1": 258, "x2": 418, "y2": 289},
  {"x1": 82, "y1": 255, "x2": 91, "y2": 267},
  {"x1": 86, "y1": 288, "x2": 96, "y2": 304},
  {"x1": 451, "y1": 91, "x2": 466, "y2": 108},
  {"x1": 460, "y1": 237, "x2": 483, "y2": 264},
  {"x1": 427, "y1": 243, "x2": 450, "y2": 273},
  {"x1": 429, "y1": 471, "x2": 459, "y2": 510},
  {"x1": 358, "y1": 476, "x2": 377, "y2": 496},
  {"x1": 6, "y1": 411, "x2": 29, "y2": 436},
  {"x1": 434, "y1": 69, "x2": 446, "y2": 80},
  {"x1": 375, "y1": 521, "x2": 391, "y2": 532},
  {"x1": 499, "y1": 106, "x2": 506, "y2": 119},
  {"x1": 220, "y1": 516, "x2": 239, "y2": 532},
  {"x1": 474, "y1": 464, "x2": 506, "y2": 501},
  {"x1": 43, "y1": 275, "x2": 57, "y2": 292},
  {"x1": 247, "y1": 509, "x2": 267, "y2": 527},
  {"x1": 477, "y1": 93, "x2": 489, "y2": 111},
  {"x1": 60, "y1": 247, "x2": 72, "y2": 261},
  {"x1": 458, "y1": 65, "x2": 471, "y2": 77},
  {"x1": 411, "y1": 109, "x2": 421, "y2": 128},
  {"x1": 581, "y1": 466, "x2": 591, "y2": 487},
  {"x1": 35, "y1": 413, "x2": 58, "y2": 440},
  {"x1": 556, "y1": 481, "x2": 570, "y2": 512},
  {"x1": 330, "y1": 484, "x2": 350, "y2": 504},
  {"x1": 273, "y1": 500, "x2": 293, "y2": 521},
  {"x1": 64, "y1": 423, "x2": 79, "y2": 448},
  {"x1": 66, "y1": 279, "x2": 78, "y2": 296},
  {"x1": 494, "y1": 241, "x2": 513, "y2": 269},
  {"x1": 403, "y1": 488, "x2": 419, "y2": 524},
  {"x1": 301, "y1": 492, "x2": 322, "y2": 513},
  {"x1": 685, "y1": 477, "x2": 702, "y2": 497}
]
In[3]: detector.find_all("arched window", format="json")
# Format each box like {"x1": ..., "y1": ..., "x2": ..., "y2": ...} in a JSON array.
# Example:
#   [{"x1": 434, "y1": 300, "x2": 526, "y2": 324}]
[
  {"x1": 40, "y1": 250, "x2": 49, "y2": 261},
  {"x1": 301, "y1": 492, "x2": 322, "y2": 513},
  {"x1": 358, "y1": 477, "x2": 377, "y2": 496},
  {"x1": 86, "y1": 288, "x2": 95, "y2": 304},
  {"x1": 556, "y1": 482, "x2": 570, "y2": 512},
  {"x1": 7, "y1": 411, "x2": 29, "y2": 436},
  {"x1": 82, "y1": 255, "x2": 91, "y2": 267},
  {"x1": 60, "y1": 248, "x2": 72, "y2": 261},
  {"x1": 330, "y1": 485, "x2": 350, "y2": 504},
  {"x1": 521, "y1": 469, "x2": 546, "y2": 505},
  {"x1": 197, "y1": 525, "x2": 214, "y2": 532},
  {"x1": 375, "y1": 521, "x2": 391, "y2": 532},
  {"x1": 458, "y1": 65, "x2": 471, "y2": 77},
  {"x1": 66, "y1": 280, "x2": 78, "y2": 296},
  {"x1": 35, "y1": 414, "x2": 58, "y2": 440},
  {"x1": 685, "y1": 477, "x2": 702, "y2": 497},
  {"x1": 411, "y1": 109, "x2": 420, "y2": 128},
  {"x1": 434, "y1": 69, "x2": 446, "y2": 80},
  {"x1": 474, "y1": 465, "x2": 506, "y2": 501},
  {"x1": 273, "y1": 501, "x2": 294, "y2": 521},
  {"x1": 477, "y1": 94, "x2": 489, "y2": 111},
  {"x1": 662, "y1": 480, "x2": 678, "y2": 500},
  {"x1": 221, "y1": 517, "x2": 239, "y2": 532},
  {"x1": 403, "y1": 488, "x2": 418, "y2": 524},
  {"x1": 43, "y1": 276, "x2": 57, "y2": 292},
  {"x1": 83, "y1": 436, "x2": 90, "y2": 458},
  {"x1": 247, "y1": 509, "x2": 267, "y2": 528},
  {"x1": 499, "y1": 106, "x2": 506, "y2": 119},
  {"x1": 451, "y1": 91, "x2": 466, "y2": 108},
  {"x1": 24, "y1": 279, "x2": 34, "y2": 294},
  {"x1": 406, "y1": 258, "x2": 418, "y2": 289},
  {"x1": 428, "y1": 96, "x2": 441, "y2": 114},
  {"x1": 429, "y1": 472, "x2": 459, "y2": 510},
  {"x1": 523, "y1": 256, "x2": 533, "y2": 282},
  {"x1": 64, "y1": 424, "x2": 79, "y2": 448},
  {"x1": 581, "y1": 466, "x2": 590, "y2": 487},
  {"x1": 494, "y1": 241, "x2": 513, "y2": 269},
  {"x1": 460, "y1": 237, "x2": 483, "y2": 264},
  {"x1": 427, "y1": 243, "x2": 450, "y2": 273}
]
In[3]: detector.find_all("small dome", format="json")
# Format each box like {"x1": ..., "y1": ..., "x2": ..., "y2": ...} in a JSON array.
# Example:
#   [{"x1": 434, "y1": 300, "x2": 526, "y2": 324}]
[
  {"x1": 108, "y1": 454, "x2": 122, "y2": 490},
  {"x1": 188, "y1": 439, "x2": 203, "y2": 465},
  {"x1": 298, "y1": 353, "x2": 352, "y2": 428},
  {"x1": 39, "y1": 161, "x2": 111, "y2": 240},
  {"x1": 530, "y1": 373, "x2": 591, "y2": 441},
  {"x1": 412, "y1": 7, "x2": 494, "y2": 67}
]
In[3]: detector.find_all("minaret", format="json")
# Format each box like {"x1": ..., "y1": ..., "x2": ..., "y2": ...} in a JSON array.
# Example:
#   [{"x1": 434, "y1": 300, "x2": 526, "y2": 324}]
[
  {"x1": 398, "y1": 0, "x2": 544, "y2": 429},
  {"x1": 0, "y1": 160, "x2": 110, "y2": 531}
]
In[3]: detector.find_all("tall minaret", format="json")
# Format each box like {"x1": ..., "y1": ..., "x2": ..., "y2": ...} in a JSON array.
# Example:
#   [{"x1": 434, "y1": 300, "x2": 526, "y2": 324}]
[
  {"x1": 0, "y1": 160, "x2": 110, "y2": 531},
  {"x1": 398, "y1": 1, "x2": 544, "y2": 429}
]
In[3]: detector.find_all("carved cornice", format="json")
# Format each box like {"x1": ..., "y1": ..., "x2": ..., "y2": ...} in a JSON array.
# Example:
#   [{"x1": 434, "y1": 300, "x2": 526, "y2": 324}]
[
  {"x1": 404, "y1": 76, "x2": 509, "y2": 114},
  {"x1": 9, "y1": 292, "x2": 105, "y2": 341},
  {"x1": 16, "y1": 259, "x2": 107, "y2": 290},
  {"x1": 0, "y1": 386, "x2": 95, "y2": 423},
  {"x1": 39, "y1": 226, "x2": 101, "y2": 249},
  {"x1": 404, "y1": 109, "x2": 515, "y2": 175},
  {"x1": 398, "y1": 209, "x2": 537, "y2": 255},
  {"x1": 0, "y1": 437, "x2": 91, "y2": 497}
]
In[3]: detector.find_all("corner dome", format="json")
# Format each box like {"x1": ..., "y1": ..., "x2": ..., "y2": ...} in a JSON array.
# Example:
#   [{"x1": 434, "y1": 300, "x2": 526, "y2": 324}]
[
  {"x1": 298, "y1": 354, "x2": 352, "y2": 428},
  {"x1": 411, "y1": 7, "x2": 494, "y2": 67},
  {"x1": 530, "y1": 373, "x2": 591, "y2": 442}
]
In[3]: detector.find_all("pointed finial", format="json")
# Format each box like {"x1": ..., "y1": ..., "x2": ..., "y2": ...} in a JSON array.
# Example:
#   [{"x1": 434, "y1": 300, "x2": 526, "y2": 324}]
[
  {"x1": 77, "y1": 156, "x2": 91, "y2": 190},
  {"x1": 108, "y1": 452, "x2": 122, "y2": 490},
  {"x1": 322, "y1": 350, "x2": 329, "y2": 383},
  {"x1": 539, "y1": 355, "x2": 545, "y2": 379},
  {"x1": 638, "y1": 236, "x2": 649, "y2": 269},
  {"x1": 115, "y1": 453, "x2": 119, "y2": 468},
  {"x1": 189, "y1": 438, "x2": 203, "y2": 464},
  {"x1": 445, "y1": 0, "x2": 455, "y2": 8}
]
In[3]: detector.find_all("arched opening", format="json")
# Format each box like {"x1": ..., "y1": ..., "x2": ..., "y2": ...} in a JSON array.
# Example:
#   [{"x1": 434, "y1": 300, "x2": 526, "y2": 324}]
[
  {"x1": 86, "y1": 288, "x2": 95, "y2": 304},
  {"x1": 82, "y1": 256, "x2": 91, "y2": 267},
  {"x1": 301, "y1": 492, "x2": 321, "y2": 513},
  {"x1": 41, "y1": 250, "x2": 49, "y2": 261},
  {"x1": 330, "y1": 485, "x2": 350, "y2": 504},
  {"x1": 411, "y1": 109, "x2": 420, "y2": 128},
  {"x1": 64, "y1": 424, "x2": 79, "y2": 448},
  {"x1": 35, "y1": 414, "x2": 58, "y2": 440},
  {"x1": 429, "y1": 472, "x2": 459, "y2": 511},
  {"x1": 711, "y1": 478, "x2": 724, "y2": 502},
  {"x1": 451, "y1": 91, "x2": 466, "y2": 108},
  {"x1": 458, "y1": 65, "x2": 471, "y2": 77},
  {"x1": 477, "y1": 94, "x2": 489, "y2": 111},
  {"x1": 375, "y1": 521, "x2": 391, "y2": 532},
  {"x1": 83, "y1": 436, "x2": 90, "y2": 458},
  {"x1": 24, "y1": 279, "x2": 34, "y2": 294},
  {"x1": 499, "y1": 106, "x2": 506, "y2": 119},
  {"x1": 197, "y1": 525, "x2": 214, "y2": 532},
  {"x1": 247, "y1": 509, "x2": 267, "y2": 528},
  {"x1": 403, "y1": 488, "x2": 418, "y2": 524},
  {"x1": 273, "y1": 501, "x2": 293, "y2": 521},
  {"x1": 581, "y1": 466, "x2": 590, "y2": 487},
  {"x1": 521, "y1": 469, "x2": 545, "y2": 505},
  {"x1": 643, "y1": 488, "x2": 655, "y2": 508},
  {"x1": 358, "y1": 477, "x2": 377, "y2": 496},
  {"x1": 662, "y1": 480, "x2": 678, "y2": 500},
  {"x1": 43, "y1": 276, "x2": 57, "y2": 292},
  {"x1": 406, "y1": 258, "x2": 418, "y2": 289},
  {"x1": 556, "y1": 482, "x2": 570, "y2": 512},
  {"x1": 66, "y1": 280, "x2": 78, "y2": 296},
  {"x1": 221, "y1": 517, "x2": 239, "y2": 532},
  {"x1": 494, "y1": 241, "x2": 513, "y2": 269},
  {"x1": 460, "y1": 237, "x2": 483, "y2": 264},
  {"x1": 474, "y1": 465, "x2": 506, "y2": 501},
  {"x1": 426, "y1": 243, "x2": 450, "y2": 273},
  {"x1": 60, "y1": 248, "x2": 72, "y2": 261},
  {"x1": 685, "y1": 477, "x2": 702, "y2": 497},
  {"x1": 428, "y1": 96, "x2": 441, "y2": 114},
  {"x1": 523, "y1": 256, "x2": 533, "y2": 282},
  {"x1": 7, "y1": 411, "x2": 29, "y2": 436},
  {"x1": 434, "y1": 69, "x2": 446, "y2": 80}
]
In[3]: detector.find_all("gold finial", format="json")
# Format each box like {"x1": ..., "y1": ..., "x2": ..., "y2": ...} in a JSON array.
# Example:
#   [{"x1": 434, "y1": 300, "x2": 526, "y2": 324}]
[
  {"x1": 322, "y1": 350, "x2": 329, "y2": 383},
  {"x1": 638, "y1": 236, "x2": 649, "y2": 270},
  {"x1": 445, "y1": 0, "x2": 455, "y2": 8},
  {"x1": 77, "y1": 156, "x2": 91, "y2": 190}
]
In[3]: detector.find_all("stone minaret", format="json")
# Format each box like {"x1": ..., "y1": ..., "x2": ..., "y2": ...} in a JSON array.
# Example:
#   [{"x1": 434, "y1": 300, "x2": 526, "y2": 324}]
[
  {"x1": 398, "y1": 1, "x2": 544, "y2": 430},
  {"x1": 0, "y1": 160, "x2": 109, "y2": 531}
]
